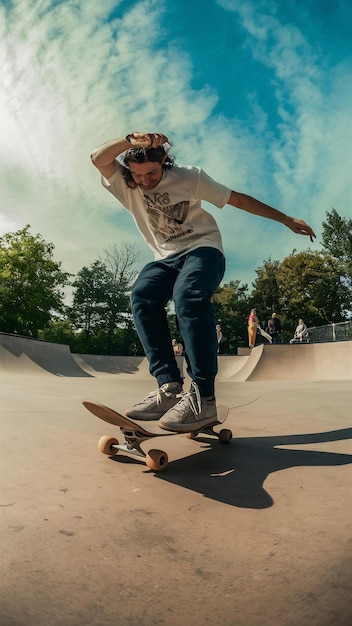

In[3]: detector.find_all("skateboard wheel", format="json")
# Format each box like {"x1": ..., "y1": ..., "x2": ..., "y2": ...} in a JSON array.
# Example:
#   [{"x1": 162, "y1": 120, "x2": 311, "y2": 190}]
[
  {"x1": 146, "y1": 449, "x2": 168, "y2": 471},
  {"x1": 186, "y1": 431, "x2": 198, "y2": 439},
  {"x1": 98, "y1": 435, "x2": 119, "y2": 455},
  {"x1": 219, "y1": 428, "x2": 232, "y2": 444}
]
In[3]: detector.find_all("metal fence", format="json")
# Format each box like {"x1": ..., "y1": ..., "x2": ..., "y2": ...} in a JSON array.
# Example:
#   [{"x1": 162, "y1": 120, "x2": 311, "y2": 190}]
[{"x1": 307, "y1": 321, "x2": 352, "y2": 343}]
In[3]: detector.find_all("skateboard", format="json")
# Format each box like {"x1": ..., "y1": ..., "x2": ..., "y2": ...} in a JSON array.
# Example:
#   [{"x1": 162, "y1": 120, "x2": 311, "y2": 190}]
[{"x1": 83, "y1": 401, "x2": 231, "y2": 471}]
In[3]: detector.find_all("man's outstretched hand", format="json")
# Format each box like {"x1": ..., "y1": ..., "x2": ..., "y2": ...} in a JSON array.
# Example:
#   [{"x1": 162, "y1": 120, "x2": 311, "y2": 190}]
[{"x1": 285, "y1": 217, "x2": 316, "y2": 242}]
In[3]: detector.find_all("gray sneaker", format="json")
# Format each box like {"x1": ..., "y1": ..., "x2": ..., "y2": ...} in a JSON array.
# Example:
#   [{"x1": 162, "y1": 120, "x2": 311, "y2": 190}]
[
  {"x1": 158, "y1": 382, "x2": 217, "y2": 432},
  {"x1": 125, "y1": 382, "x2": 182, "y2": 420}
]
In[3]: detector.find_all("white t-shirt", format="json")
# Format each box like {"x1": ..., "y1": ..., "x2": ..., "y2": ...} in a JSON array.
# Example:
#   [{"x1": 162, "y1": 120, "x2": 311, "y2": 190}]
[{"x1": 102, "y1": 163, "x2": 231, "y2": 259}]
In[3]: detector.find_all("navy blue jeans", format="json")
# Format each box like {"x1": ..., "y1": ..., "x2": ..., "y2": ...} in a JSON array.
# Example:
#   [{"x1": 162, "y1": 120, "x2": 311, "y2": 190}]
[{"x1": 131, "y1": 247, "x2": 225, "y2": 397}]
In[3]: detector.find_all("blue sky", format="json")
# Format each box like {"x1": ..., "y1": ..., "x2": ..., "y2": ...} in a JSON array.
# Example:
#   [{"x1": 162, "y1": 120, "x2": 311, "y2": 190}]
[{"x1": 1, "y1": 0, "x2": 351, "y2": 295}]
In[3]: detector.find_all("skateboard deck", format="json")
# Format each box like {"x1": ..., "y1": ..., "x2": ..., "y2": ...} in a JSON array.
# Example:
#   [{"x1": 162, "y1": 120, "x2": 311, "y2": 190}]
[{"x1": 83, "y1": 401, "x2": 231, "y2": 471}]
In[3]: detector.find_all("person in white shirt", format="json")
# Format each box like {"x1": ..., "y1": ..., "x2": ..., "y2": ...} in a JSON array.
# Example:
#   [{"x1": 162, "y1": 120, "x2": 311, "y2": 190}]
[
  {"x1": 290, "y1": 319, "x2": 309, "y2": 343},
  {"x1": 91, "y1": 131, "x2": 316, "y2": 432},
  {"x1": 216, "y1": 324, "x2": 223, "y2": 353}
]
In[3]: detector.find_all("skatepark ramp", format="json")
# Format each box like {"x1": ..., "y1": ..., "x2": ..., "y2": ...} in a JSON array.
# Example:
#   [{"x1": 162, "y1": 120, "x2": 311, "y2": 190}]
[
  {"x1": 1, "y1": 332, "x2": 351, "y2": 381},
  {"x1": 0, "y1": 333, "x2": 183, "y2": 380},
  {"x1": 0, "y1": 333, "x2": 91, "y2": 377},
  {"x1": 245, "y1": 342, "x2": 352, "y2": 381},
  {"x1": 73, "y1": 353, "x2": 150, "y2": 376}
]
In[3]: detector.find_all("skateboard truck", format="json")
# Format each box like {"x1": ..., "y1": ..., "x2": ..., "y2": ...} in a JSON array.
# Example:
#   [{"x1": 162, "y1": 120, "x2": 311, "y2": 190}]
[{"x1": 98, "y1": 427, "x2": 169, "y2": 470}]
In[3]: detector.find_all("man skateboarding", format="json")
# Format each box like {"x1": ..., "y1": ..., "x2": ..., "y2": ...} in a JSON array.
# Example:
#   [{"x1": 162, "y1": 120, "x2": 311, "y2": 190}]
[{"x1": 90, "y1": 132, "x2": 316, "y2": 431}]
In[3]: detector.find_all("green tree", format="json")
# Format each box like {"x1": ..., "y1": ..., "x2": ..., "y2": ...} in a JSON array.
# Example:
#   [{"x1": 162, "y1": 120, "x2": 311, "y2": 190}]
[
  {"x1": 0, "y1": 226, "x2": 71, "y2": 336},
  {"x1": 70, "y1": 243, "x2": 140, "y2": 354},
  {"x1": 250, "y1": 258, "x2": 281, "y2": 324},
  {"x1": 70, "y1": 260, "x2": 110, "y2": 341},
  {"x1": 276, "y1": 250, "x2": 350, "y2": 330},
  {"x1": 212, "y1": 280, "x2": 250, "y2": 352},
  {"x1": 38, "y1": 320, "x2": 77, "y2": 346},
  {"x1": 321, "y1": 208, "x2": 352, "y2": 290},
  {"x1": 102, "y1": 243, "x2": 140, "y2": 353}
]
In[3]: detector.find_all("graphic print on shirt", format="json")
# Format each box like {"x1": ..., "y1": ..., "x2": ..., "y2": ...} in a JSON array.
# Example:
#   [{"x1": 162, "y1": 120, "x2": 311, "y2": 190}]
[{"x1": 143, "y1": 193, "x2": 194, "y2": 243}]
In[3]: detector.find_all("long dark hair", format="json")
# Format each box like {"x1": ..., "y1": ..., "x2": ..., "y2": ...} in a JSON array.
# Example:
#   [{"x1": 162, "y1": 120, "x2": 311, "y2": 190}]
[{"x1": 120, "y1": 146, "x2": 175, "y2": 188}]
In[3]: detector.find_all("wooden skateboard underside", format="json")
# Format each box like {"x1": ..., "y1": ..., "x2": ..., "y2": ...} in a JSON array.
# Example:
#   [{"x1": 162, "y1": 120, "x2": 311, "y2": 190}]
[
  {"x1": 83, "y1": 401, "x2": 231, "y2": 471},
  {"x1": 83, "y1": 401, "x2": 229, "y2": 436}
]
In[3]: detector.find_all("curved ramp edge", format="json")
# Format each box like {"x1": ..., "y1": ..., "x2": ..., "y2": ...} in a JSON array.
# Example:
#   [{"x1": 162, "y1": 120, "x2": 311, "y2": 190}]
[
  {"x1": 0, "y1": 333, "x2": 91, "y2": 377},
  {"x1": 246, "y1": 342, "x2": 352, "y2": 381}
]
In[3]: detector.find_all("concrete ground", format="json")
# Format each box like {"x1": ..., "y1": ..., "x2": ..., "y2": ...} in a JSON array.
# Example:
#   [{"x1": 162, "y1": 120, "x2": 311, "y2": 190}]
[{"x1": 0, "y1": 336, "x2": 351, "y2": 625}]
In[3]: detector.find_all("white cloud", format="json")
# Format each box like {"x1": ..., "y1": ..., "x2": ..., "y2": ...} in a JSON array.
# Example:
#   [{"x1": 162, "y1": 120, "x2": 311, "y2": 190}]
[
  {"x1": 0, "y1": 0, "x2": 255, "y2": 276},
  {"x1": 1, "y1": 0, "x2": 351, "y2": 297},
  {"x1": 216, "y1": 0, "x2": 352, "y2": 250}
]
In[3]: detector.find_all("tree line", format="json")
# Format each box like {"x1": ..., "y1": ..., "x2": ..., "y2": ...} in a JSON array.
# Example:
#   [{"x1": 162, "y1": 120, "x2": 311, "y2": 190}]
[{"x1": 0, "y1": 209, "x2": 351, "y2": 354}]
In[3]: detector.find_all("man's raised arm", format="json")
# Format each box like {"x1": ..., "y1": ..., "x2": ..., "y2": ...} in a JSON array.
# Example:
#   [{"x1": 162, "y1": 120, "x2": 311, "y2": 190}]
[
  {"x1": 90, "y1": 137, "x2": 130, "y2": 179},
  {"x1": 228, "y1": 190, "x2": 316, "y2": 241},
  {"x1": 90, "y1": 132, "x2": 170, "y2": 179}
]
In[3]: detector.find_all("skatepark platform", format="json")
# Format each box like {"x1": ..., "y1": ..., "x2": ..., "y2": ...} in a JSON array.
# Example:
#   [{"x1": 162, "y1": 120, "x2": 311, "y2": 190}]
[{"x1": 1, "y1": 332, "x2": 351, "y2": 625}]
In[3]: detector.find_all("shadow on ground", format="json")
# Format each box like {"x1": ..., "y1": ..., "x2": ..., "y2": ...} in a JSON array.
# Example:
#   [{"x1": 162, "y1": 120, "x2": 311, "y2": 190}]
[{"x1": 110, "y1": 426, "x2": 352, "y2": 509}]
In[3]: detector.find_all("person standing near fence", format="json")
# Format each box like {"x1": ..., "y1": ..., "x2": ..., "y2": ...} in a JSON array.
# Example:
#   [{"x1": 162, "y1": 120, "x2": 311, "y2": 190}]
[
  {"x1": 216, "y1": 324, "x2": 223, "y2": 353},
  {"x1": 267, "y1": 312, "x2": 282, "y2": 343},
  {"x1": 290, "y1": 319, "x2": 308, "y2": 343}
]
